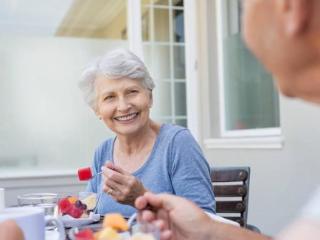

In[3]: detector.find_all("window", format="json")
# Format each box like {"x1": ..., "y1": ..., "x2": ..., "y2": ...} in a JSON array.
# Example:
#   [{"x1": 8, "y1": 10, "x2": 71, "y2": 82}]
[
  {"x1": 141, "y1": 0, "x2": 187, "y2": 127},
  {"x1": 216, "y1": 0, "x2": 280, "y2": 138}
]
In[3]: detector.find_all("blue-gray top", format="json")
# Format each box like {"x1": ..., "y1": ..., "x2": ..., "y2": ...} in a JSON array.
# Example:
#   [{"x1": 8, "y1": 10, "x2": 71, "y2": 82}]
[{"x1": 86, "y1": 124, "x2": 216, "y2": 217}]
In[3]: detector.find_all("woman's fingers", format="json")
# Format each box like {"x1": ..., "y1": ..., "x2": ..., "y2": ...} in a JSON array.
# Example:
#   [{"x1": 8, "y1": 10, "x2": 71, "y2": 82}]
[
  {"x1": 103, "y1": 175, "x2": 122, "y2": 192},
  {"x1": 105, "y1": 162, "x2": 128, "y2": 175},
  {"x1": 102, "y1": 163, "x2": 145, "y2": 205},
  {"x1": 102, "y1": 166, "x2": 126, "y2": 185}
]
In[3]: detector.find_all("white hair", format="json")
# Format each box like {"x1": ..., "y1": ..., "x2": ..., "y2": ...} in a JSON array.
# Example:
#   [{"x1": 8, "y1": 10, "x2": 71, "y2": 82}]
[{"x1": 79, "y1": 48, "x2": 155, "y2": 110}]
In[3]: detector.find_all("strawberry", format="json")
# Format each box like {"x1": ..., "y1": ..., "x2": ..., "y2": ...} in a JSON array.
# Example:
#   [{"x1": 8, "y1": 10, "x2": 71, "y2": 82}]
[
  {"x1": 58, "y1": 198, "x2": 72, "y2": 214},
  {"x1": 74, "y1": 228, "x2": 94, "y2": 240},
  {"x1": 68, "y1": 205, "x2": 84, "y2": 218}
]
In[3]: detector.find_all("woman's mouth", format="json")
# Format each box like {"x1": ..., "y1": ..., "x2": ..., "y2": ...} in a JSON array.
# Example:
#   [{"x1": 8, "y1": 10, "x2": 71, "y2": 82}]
[{"x1": 114, "y1": 112, "x2": 139, "y2": 122}]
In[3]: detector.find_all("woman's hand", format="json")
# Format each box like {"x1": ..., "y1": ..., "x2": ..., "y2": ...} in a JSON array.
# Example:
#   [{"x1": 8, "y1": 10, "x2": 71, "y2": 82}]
[{"x1": 102, "y1": 162, "x2": 147, "y2": 206}]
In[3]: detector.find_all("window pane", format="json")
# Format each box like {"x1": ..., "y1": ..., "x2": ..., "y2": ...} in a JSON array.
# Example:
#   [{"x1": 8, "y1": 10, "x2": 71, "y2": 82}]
[
  {"x1": 220, "y1": 0, "x2": 280, "y2": 131},
  {"x1": 142, "y1": 7, "x2": 151, "y2": 41},
  {"x1": 153, "y1": 45, "x2": 171, "y2": 78},
  {"x1": 174, "y1": 82, "x2": 186, "y2": 116},
  {"x1": 173, "y1": 46, "x2": 185, "y2": 78},
  {"x1": 151, "y1": 81, "x2": 172, "y2": 116},
  {"x1": 173, "y1": 10, "x2": 184, "y2": 43},
  {"x1": 141, "y1": 0, "x2": 150, "y2": 6},
  {"x1": 172, "y1": 0, "x2": 184, "y2": 6},
  {"x1": 142, "y1": 0, "x2": 186, "y2": 128},
  {"x1": 152, "y1": 0, "x2": 169, "y2": 5},
  {"x1": 176, "y1": 119, "x2": 187, "y2": 127},
  {"x1": 143, "y1": 44, "x2": 153, "y2": 72},
  {"x1": 0, "y1": 0, "x2": 128, "y2": 171},
  {"x1": 154, "y1": 8, "x2": 169, "y2": 42}
]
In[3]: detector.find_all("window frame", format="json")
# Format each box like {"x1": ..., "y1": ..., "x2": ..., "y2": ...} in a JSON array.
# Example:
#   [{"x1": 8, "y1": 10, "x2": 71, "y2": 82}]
[
  {"x1": 216, "y1": 0, "x2": 281, "y2": 139},
  {"x1": 130, "y1": 0, "x2": 199, "y2": 139}
]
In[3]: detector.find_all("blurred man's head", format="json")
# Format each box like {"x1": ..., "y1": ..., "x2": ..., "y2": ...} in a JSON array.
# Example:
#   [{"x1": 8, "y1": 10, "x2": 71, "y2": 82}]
[{"x1": 243, "y1": 0, "x2": 320, "y2": 104}]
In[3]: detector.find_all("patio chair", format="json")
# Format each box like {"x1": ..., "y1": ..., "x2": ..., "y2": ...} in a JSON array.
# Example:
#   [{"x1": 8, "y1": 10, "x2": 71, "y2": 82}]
[{"x1": 210, "y1": 166, "x2": 260, "y2": 232}]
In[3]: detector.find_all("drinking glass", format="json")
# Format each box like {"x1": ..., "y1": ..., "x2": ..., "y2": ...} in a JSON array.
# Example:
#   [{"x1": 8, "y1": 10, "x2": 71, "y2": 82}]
[
  {"x1": 17, "y1": 192, "x2": 60, "y2": 231},
  {"x1": 17, "y1": 193, "x2": 58, "y2": 216}
]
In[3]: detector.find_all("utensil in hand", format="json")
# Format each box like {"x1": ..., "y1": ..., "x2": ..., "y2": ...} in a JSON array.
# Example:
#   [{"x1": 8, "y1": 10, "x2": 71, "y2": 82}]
[{"x1": 77, "y1": 167, "x2": 102, "y2": 181}]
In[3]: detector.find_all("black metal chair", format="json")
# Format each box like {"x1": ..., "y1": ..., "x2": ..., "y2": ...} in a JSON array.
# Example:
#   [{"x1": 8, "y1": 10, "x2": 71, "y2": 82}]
[{"x1": 210, "y1": 166, "x2": 260, "y2": 232}]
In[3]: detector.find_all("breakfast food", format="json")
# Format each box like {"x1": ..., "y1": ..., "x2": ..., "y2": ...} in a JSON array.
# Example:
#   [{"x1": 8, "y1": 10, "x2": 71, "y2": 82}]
[
  {"x1": 58, "y1": 193, "x2": 97, "y2": 219},
  {"x1": 81, "y1": 194, "x2": 97, "y2": 211},
  {"x1": 78, "y1": 167, "x2": 93, "y2": 181},
  {"x1": 73, "y1": 213, "x2": 157, "y2": 240},
  {"x1": 103, "y1": 213, "x2": 129, "y2": 231}
]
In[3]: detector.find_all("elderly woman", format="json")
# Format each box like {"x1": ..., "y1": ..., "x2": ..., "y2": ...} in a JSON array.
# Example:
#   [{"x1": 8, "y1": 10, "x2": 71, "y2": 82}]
[{"x1": 79, "y1": 48, "x2": 215, "y2": 218}]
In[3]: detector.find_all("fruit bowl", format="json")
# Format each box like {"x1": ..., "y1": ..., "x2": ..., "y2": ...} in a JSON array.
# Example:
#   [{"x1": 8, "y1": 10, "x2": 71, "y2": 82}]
[
  {"x1": 59, "y1": 212, "x2": 101, "y2": 228},
  {"x1": 57, "y1": 192, "x2": 100, "y2": 228}
]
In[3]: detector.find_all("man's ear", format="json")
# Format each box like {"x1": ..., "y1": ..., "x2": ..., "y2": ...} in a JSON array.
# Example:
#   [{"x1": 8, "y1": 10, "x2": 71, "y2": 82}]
[{"x1": 278, "y1": 0, "x2": 310, "y2": 36}]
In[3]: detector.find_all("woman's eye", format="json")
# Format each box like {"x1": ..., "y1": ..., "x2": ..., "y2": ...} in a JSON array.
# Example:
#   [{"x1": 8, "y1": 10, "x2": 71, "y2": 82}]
[
  {"x1": 129, "y1": 90, "x2": 138, "y2": 94},
  {"x1": 104, "y1": 96, "x2": 114, "y2": 101}
]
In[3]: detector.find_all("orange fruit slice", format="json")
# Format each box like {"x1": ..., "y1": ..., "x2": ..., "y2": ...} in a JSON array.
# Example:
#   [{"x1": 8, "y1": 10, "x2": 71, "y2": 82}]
[{"x1": 103, "y1": 213, "x2": 129, "y2": 231}]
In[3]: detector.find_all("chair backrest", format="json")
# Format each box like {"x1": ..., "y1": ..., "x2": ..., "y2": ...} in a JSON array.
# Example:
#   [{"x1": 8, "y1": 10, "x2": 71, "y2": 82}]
[{"x1": 210, "y1": 166, "x2": 250, "y2": 227}]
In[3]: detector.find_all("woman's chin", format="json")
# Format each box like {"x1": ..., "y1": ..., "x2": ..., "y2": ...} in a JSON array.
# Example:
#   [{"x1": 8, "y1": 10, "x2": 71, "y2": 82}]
[{"x1": 114, "y1": 123, "x2": 141, "y2": 136}]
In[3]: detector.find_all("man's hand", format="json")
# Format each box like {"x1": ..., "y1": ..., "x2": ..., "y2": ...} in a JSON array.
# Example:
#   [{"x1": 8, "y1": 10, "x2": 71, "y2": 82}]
[
  {"x1": 0, "y1": 220, "x2": 24, "y2": 240},
  {"x1": 135, "y1": 192, "x2": 213, "y2": 240}
]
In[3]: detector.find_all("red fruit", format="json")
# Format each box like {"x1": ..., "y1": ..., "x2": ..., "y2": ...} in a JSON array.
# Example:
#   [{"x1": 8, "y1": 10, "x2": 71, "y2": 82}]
[
  {"x1": 68, "y1": 205, "x2": 84, "y2": 218},
  {"x1": 78, "y1": 167, "x2": 93, "y2": 181},
  {"x1": 58, "y1": 198, "x2": 72, "y2": 214},
  {"x1": 74, "y1": 228, "x2": 94, "y2": 240}
]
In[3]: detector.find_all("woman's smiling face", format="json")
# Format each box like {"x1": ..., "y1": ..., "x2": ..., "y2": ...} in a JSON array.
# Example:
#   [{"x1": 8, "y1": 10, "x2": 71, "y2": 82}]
[{"x1": 94, "y1": 75, "x2": 153, "y2": 137}]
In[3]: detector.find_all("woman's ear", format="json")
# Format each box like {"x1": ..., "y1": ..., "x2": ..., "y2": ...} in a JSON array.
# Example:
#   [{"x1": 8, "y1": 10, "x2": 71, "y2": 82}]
[
  {"x1": 149, "y1": 91, "x2": 153, "y2": 108},
  {"x1": 94, "y1": 107, "x2": 102, "y2": 120}
]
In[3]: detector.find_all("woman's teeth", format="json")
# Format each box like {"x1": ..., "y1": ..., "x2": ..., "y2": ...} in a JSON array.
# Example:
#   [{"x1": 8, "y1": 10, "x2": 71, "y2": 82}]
[{"x1": 115, "y1": 113, "x2": 138, "y2": 121}]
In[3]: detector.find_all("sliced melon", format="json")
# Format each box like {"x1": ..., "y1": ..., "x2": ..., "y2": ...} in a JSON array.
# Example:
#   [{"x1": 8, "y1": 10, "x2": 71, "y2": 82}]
[
  {"x1": 103, "y1": 213, "x2": 129, "y2": 231},
  {"x1": 81, "y1": 194, "x2": 97, "y2": 210}
]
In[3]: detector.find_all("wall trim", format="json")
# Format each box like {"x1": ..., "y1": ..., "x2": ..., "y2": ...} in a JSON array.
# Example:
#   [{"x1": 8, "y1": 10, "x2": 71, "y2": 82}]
[
  {"x1": 0, "y1": 170, "x2": 83, "y2": 189},
  {"x1": 185, "y1": 0, "x2": 201, "y2": 141},
  {"x1": 0, "y1": 170, "x2": 76, "y2": 180},
  {"x1": 204, "y1": 136, "x2": 284, "y2": 149}
]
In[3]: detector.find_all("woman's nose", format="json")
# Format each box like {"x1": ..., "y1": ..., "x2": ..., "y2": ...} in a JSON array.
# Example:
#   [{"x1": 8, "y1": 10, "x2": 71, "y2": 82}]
[{"x1": 117, "y1": 98, "x2": 131, "y2": 111}]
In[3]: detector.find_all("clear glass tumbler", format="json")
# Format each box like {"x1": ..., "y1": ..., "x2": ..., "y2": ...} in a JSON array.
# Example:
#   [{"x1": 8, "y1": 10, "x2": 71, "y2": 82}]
[{"x1": 17, "y1": 193, "x2": 58, "y2": 216}]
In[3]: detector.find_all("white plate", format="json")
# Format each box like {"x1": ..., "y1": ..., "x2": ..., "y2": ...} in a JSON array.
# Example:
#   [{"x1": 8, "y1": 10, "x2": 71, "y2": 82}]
[{"x1": 59, "y1": 212, "x2": 100, "y2": 228}]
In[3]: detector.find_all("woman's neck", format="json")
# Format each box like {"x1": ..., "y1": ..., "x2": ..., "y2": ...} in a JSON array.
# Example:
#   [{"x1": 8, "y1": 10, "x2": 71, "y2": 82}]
[{"x1": 115, "y1": 120, "x2": 161, "y2": 155}]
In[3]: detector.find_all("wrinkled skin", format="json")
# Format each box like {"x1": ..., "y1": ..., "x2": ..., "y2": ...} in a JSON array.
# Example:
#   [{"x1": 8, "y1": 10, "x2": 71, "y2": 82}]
[{"x1": 102, "y1": 162, "x2": 147, "y2": 206}]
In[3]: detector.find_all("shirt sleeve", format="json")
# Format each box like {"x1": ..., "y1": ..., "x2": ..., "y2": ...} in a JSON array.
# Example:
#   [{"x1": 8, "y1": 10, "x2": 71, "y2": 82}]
[
  {"x1": 170, "y1": 129, "x2": 216, "y2": 214},
  {"x1": 301, "y1": 187, "x2": 320, "y2": 220}
]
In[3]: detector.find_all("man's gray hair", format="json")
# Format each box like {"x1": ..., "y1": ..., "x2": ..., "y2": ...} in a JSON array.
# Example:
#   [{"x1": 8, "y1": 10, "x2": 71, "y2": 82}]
[{"x1": 79, "y1": 48, "x2": 155, "y2": 110}]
